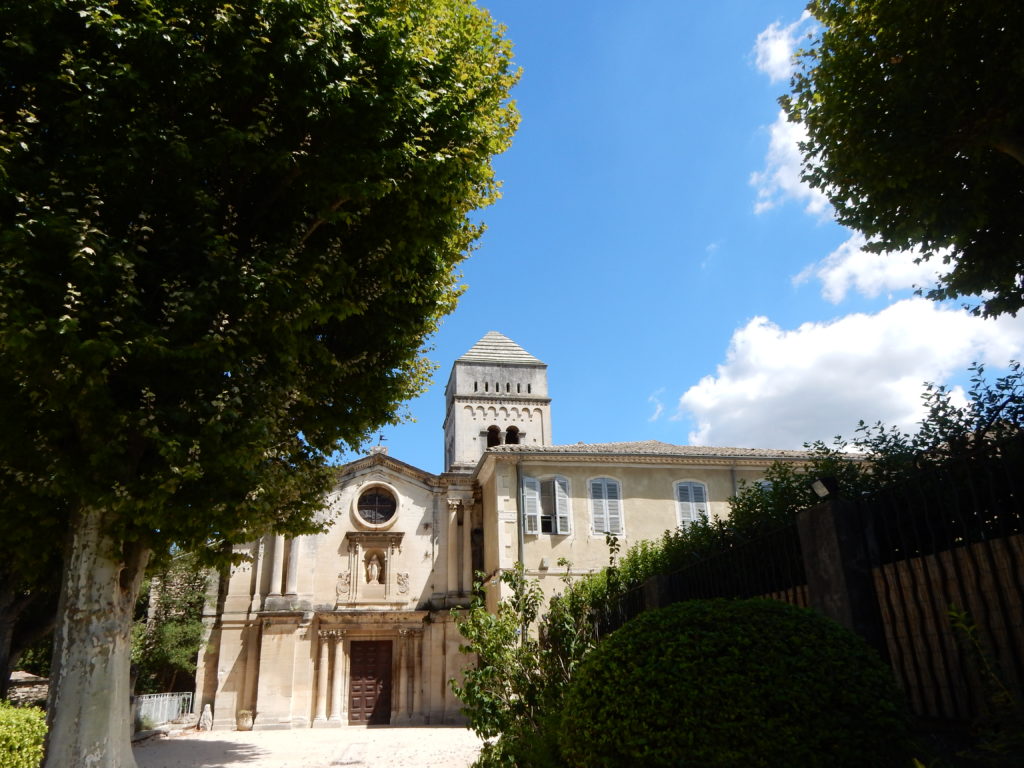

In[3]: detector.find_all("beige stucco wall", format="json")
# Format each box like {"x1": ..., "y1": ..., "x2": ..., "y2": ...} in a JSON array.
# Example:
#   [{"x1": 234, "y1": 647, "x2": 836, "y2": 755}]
[
  {"x1": 478, "y1": 456, "x2": 783, "y2": 606},
  {"x1": 198, "y1": 449, "x2": 801, "y2": 728},
  {"x1": 196, "y1": 334, "x2": 813, "y2": 731}
]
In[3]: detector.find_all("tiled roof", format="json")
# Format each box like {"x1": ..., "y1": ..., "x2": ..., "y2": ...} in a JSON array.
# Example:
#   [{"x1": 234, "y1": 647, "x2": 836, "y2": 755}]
[
  {"x1": 458, "y1": 331, "x2": 543, "y2": 365},
  {"x1": 487, "y1": 440, "x2": 817, "y2": 460}
]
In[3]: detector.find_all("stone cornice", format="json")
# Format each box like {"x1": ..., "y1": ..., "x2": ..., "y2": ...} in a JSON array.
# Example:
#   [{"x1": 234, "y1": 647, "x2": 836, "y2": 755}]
[
  {"x1": 343, "y1": 531, "x2": 405, "y2": 546},
  {"x1": 334, "y1": 452, "x2": 438, "y2": 486},
  {"x1": 482, "y1": 452, "x2": 816, "y2": 469},
  {"x1": 318, "y1": 609, "x2": 430, "y2": 627},
  {"x1": 448, "y1": 394, "x2": 552, "y2": 407},
  {"x1": 334, "y1": 452, "x2": 480, "y2": 492}
]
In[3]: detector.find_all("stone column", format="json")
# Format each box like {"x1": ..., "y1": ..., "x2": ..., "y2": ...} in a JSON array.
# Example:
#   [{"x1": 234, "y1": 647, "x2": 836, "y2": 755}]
[
  {"x1": 412, "y1": 630, "x2": 423, "y2": 721},
  {"x1": 348, "y1": 541, "x2": 360, "y2": 602},
  {"x1": 284, "y1": 537, "x2": 299, "y2": 596},
  {"x1": 269, "y1": 534, "x2": 285, "y2": 597},
  {"x1": 336, "y1": 632, "x2": 348, "y2": 722},
  {"x1": 329, "y1": 631, "x2": 346, "y2": 723},
  {"x1": 396, "y1": 630, "x2": 409, "y2": 722},
  {"x1": 239, "y1": 623, "x2": 260, "y2": 714},
  {"x1": 313, "y1": 630, "x2": 330, "y2": 725},
  {"x1": 446, "y1": 500, "x2": 460, "y2": 596},
  {"x1": 462, "y1": 505, "x2": 473, "y2": 595},
  {"x1": 249, "y1": 538, "x2": 267, "y2": 613}
]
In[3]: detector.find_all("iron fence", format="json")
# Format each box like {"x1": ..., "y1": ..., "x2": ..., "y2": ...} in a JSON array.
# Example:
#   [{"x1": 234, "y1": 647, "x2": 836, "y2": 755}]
[
  {"x1": 135, "y1": 691, "x2": 194, "y2": 727},
  {"x1": 597, "y1": 522, "x2": 807, "y2": 636},
  {"x1": 596, "y1": 434, "x2": 1024, "y2": 726}
]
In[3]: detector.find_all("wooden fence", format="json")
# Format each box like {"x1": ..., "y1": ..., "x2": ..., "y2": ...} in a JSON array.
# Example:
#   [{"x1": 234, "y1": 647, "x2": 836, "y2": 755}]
[{"x1": 599, "y1": 435, "x2": 1024, "y2": 726}]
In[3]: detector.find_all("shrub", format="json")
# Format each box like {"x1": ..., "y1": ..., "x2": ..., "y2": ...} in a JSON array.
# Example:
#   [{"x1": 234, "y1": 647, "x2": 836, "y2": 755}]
[
  {"x1": 558, "y1": 598, "x2": 909, "y2": 768},
  {"x1": 0, "y1": 701, "x2": 47, "y2": 768}
]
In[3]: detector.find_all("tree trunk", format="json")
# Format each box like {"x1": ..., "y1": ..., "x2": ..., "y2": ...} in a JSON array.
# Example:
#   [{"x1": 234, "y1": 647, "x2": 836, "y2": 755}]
[
  {"x1": 44, "y1": 506, "x2": 150, "y2": 768},
  {"x1": 9, "y1": 595, "x2": 58, "y2": 682},
  {"x1": 0, "y1": 580, "x2": 34, "y2": 700},
  {"x1": 0, "y1": 587, "x2": 16, "y2": 700}
]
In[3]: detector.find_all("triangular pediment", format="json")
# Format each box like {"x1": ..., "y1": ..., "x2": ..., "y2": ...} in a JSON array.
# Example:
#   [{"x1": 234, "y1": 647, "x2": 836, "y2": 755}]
[{"x1": 337, "y1": 450, "x2": 438, "y2": 488}]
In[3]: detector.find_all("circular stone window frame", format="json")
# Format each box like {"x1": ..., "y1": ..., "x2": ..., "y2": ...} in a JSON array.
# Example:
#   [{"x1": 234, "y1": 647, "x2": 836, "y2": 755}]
[{"x1": 351, "y1": 482, "x2": 401, "y2": 531}]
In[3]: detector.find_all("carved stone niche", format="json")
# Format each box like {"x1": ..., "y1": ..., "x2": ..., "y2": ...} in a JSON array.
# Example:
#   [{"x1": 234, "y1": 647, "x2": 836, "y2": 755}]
[{"x1": 341, "y1": 531, "x2": 404, "y2": 604}]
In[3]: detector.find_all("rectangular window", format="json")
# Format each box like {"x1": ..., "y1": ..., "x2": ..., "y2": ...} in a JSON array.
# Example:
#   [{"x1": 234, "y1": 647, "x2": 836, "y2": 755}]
[
  {"x1": 590, "y1": 477, "x2": 622, "y2": 535},
  {"x1": 540, "y1": 479, "x2": 555, "y2": 533},
  {"x1": 676, "y1": 481, "x2": 708, "y2": 528},
  {"x1": 524, "y1": 476, "x2": 571, "y2": 535}
]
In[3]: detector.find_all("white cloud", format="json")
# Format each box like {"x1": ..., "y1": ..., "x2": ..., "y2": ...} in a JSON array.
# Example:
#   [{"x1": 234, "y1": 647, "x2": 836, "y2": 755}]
[
  {"x1": 794, "y1": 233, "x2": 948, "y2": 303},
  {"x1": 753, "y1": 11, "x2": 813, "y2": 84},
  {"x1": 648, "y1": 388, "x2": 665, "y2": 422},
  {"x1": 750, "y1": 110, "x2": 830, "y2": 217},
  {"x1": 701, "y1": 241, "x2": 721, "y2": 269},
  {"x1": 676, "y1": 299, "x2": 1024, "y2": 449}
]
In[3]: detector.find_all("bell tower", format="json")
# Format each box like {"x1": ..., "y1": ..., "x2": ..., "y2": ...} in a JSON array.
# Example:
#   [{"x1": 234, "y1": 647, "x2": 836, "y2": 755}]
[{"x1": 443, "y1": 331, "x2": 552, "y2": 473}]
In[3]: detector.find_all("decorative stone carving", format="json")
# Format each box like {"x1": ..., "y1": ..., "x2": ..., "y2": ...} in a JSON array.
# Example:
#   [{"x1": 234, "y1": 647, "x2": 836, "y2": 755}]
[
  {"x1": 397, "y1": 572, "x2": 409, "y2": 594},
  {"x1": 336, "y1": 571, "x2": 351, "y2": 598},
  {"x1": 198, "y1": 704, "x2": 213, "y2": 731}
]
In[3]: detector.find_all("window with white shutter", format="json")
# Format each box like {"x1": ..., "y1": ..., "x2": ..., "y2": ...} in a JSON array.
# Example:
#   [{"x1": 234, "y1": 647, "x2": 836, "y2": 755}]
[
  {"x1": 675, "y1": 481, "x2": 708, "y2": 528},
  {"x1": 590, "y1": 477, "x2": 623, "y2": 535},
  {"x1": 526, "y1": 476, "x2": 572, "y2": 535},
  {"x1": 553, "y1": 477, "x2": 571, "y2": 535},
  {"x1": 523, "y1": 476, "x2": 540, "y2": 535}
]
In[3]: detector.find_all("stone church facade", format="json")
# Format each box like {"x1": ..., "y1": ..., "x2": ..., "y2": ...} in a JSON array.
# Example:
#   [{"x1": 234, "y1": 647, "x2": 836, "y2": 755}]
[{"x1": 195, "y1": 332, "x2": 812, "y2": 729}]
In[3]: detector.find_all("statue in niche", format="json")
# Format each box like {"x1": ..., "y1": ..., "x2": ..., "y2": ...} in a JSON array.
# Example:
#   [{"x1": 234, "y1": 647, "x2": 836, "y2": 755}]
[
  {"x1": 365, "y1": 554, "x2": 382, "y2": 584},
  {"x1": 397, "y1": 572, "x2": 409, "y2": 594},
  {"x1": 336, "y1": 571, "x2": 351, "y2": 600}
]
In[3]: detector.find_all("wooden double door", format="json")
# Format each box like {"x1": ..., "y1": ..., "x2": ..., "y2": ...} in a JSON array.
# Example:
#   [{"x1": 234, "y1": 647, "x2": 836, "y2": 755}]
[{"x1": 348, "y1": 640, "x2": 392, "y2": 725}]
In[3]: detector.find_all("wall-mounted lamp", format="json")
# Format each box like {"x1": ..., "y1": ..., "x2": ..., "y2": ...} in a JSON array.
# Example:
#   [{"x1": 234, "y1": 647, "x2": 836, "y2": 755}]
[{"x1": 810, "y1": 476, "x2": 840, "y2": 499}]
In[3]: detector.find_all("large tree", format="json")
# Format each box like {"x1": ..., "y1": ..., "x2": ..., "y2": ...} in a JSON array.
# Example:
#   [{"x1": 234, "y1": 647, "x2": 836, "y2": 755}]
[
  {"x1": 783, "y1": 1, "x2": 1024, "y2": 317},
  {"x1": 0, "y1": 1, "x2": 517, "y2": 766}
]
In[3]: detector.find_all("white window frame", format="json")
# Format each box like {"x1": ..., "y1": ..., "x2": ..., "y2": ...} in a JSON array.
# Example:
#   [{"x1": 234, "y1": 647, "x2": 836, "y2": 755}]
[
  {"x1": 675, "y1": 480, "x2": 708, "y2": 528},
  {"x1": 589, "y1": 476, "x2": 623, "y2": 536},
  {"x1": 523, "y1": 475, "x2": 571, "y2": 535}
]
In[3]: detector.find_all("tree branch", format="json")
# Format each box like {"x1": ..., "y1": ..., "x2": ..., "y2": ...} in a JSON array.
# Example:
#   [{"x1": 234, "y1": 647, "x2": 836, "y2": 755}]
[
  {"x1": 298, "y1": 197, "x2": 351, "y2": 248},
  {"x1": 992, "y1": 137, "x2": 1024, "y2": 168}
]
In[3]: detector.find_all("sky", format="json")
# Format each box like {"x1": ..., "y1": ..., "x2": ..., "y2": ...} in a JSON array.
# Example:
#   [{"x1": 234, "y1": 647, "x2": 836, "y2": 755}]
[{"x1": 340, "y1": 0, "x2": 1024, "y2": 474}]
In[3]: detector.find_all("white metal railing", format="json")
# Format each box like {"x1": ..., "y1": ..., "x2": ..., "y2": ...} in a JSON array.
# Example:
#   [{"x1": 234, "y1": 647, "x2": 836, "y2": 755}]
[{"x1": 135, "y1": 692, "x2": 193, "y2": 727}]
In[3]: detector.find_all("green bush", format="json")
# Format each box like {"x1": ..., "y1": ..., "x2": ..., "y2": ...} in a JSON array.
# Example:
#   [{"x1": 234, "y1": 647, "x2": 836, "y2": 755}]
[
  {"x1": 559, "y1": 598, "x2": 909, "y2": 768},
  {"x1": 0, "y1": 701, "x2": 47, "y2": 768}
]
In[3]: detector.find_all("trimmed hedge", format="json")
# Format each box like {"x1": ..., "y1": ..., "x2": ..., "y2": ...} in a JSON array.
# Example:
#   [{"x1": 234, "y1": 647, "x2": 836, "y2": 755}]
[
  {"x1": 0, "y1": 701, "x2": 47, "y2": 768},
  {"x1": 559, "y1": 598, "x2": 909, "y2": 768}
]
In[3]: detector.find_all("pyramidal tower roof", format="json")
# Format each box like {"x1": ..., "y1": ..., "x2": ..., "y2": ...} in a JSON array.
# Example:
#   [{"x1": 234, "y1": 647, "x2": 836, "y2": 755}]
[{"x1": 457, "y1": 331, "x2": 544, "y2": 365}]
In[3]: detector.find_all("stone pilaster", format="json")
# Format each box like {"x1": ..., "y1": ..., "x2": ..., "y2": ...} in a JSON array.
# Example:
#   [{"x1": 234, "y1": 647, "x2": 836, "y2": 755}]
[
  {"x1": 329, "y1": 630, "x2": 346, "y2": 723},
  {"x1": 313, "y1": 630, "x2": 330, "y2": 726}
]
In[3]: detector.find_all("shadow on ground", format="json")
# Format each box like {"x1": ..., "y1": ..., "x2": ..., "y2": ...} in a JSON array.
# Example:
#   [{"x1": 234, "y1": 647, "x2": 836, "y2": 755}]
[{"x1": 134, "y1": 738, "x2": 268, "y2": 768}]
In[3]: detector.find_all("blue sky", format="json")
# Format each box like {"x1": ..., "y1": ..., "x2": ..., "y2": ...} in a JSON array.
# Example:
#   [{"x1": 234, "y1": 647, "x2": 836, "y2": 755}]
[{"x1": 341, "y1": 0, "x2": 1024, "y2": 474}]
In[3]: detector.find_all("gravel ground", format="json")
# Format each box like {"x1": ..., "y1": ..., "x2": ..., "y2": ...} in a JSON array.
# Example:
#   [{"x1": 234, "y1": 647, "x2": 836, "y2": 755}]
[{"x1": 133, "y1": 726, "x2": 483, "y2": 768}]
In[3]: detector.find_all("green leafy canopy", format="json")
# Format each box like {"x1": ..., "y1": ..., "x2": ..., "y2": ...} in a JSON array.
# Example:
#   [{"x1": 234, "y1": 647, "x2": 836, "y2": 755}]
[
  {"x1": 783, "y1": 1, "x2": 1024, "y2": 316},
  {"x1": 0, "y1": 0, "x2": 519, "y2": 558}
]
